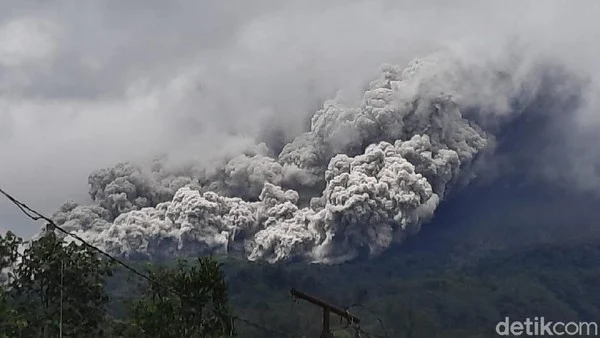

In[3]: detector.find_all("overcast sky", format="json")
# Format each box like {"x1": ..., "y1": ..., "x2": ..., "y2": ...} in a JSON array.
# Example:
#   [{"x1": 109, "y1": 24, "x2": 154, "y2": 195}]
[{"x1": 1, "y1": 0, "x2": 599, "y2": 238}]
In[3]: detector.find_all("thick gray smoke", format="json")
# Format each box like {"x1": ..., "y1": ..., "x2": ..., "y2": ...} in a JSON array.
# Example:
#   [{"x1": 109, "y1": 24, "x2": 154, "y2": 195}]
[
  {"x1": 3, "y1": 1, "x2": 597, "y2": 263},
  {"x1": 49, "y1": 50, "x2": 545, "y2": 263}
]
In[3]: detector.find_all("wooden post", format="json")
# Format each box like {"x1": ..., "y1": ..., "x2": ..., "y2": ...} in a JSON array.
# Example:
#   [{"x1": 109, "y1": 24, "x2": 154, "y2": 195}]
[
  {"x1": 291, "y1": 288, "x2": 360, "y2": 338},
  {"x1": 322, "y1": 307, "x2": 330, "y2": 338}
]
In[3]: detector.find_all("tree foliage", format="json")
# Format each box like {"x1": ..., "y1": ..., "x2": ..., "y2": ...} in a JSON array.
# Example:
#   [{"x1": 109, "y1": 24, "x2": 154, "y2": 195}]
[
  {"x1": 120, "y1": 257, "x2": 233, "y2": 337},
  {"x1": 0, "y1": 232, "x2": 26, "y2": 337},
  {"x1": 0, "y1": 231, "x2": 235, "y2": 337},
  {"x1": 6, "y1": 232, "x2": 114, "y2": 337}
]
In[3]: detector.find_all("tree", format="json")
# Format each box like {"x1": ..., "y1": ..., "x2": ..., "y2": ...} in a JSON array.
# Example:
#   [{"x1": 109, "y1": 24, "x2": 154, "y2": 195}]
[
  {"x1": 0, "y1": 231, "x2": 26, "y2": 337},
  {"x1": 9, "y1": 232, "x2": 114, "y2": 337},
  {"x1": 0, "y1": 288, "x2": 28, "y2": 338},
  {"x1": 122, "y1": 257, "x2": 234, "y2": 337},
  {"x1": 0, "y1": 231, "x2": 21, "y2": 276}
]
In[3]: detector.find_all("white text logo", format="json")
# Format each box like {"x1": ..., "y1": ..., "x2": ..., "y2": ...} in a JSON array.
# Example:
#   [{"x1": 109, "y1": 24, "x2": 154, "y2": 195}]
[{"x1": 496, "y1": 317, "x2": 598, "y2": 336}]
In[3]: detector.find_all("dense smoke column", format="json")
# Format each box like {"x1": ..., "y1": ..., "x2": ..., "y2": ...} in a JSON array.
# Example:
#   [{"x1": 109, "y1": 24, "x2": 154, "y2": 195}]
[
  {"x1": 278, "y1": 60, "x2": 488, "y2": 186},
  {"x1": 250, "y1": 133, "x2": 473, "y2": 263},
  {"x1": 47, "y1": 51, "x2": 527, "y2": 264},
  {"x1": 85, "y1": 161, "x2": 201, "y2": 220}
]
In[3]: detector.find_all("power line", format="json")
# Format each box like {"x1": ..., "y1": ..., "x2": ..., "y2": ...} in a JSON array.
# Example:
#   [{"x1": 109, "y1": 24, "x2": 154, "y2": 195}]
[
  {"x1": 0, "y1": 187, "x2": 158, "y2": 287},
  {"x1": 356, "y1": 327, "x2": 387, "y2": 338},
  {"x1": 344, "y1": 304, "x2": 389, "y2": 338},
  {"x1": 0, "y1": 187, "x2": 290, "y2": 337},
  {"x1": 234, "y1": 316, "x2": 290, "y2": 337}
]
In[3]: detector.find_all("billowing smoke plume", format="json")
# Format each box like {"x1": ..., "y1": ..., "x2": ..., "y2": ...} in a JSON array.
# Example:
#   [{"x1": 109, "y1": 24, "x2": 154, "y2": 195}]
[{"x1": 49, "y1": 49, "x2": 551, "y2": 263}]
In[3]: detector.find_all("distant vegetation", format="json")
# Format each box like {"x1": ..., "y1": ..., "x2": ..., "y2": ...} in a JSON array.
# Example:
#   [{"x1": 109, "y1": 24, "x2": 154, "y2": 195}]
[
  {"x1": 218, "y1": 241, "x2": 600, "y2": 337},
  {"x1": 2, "y1": 228, "x2": 600, "y2": 337},
  {"x1": 2, "y1": 181, "x2": 600, "y2": 337}
]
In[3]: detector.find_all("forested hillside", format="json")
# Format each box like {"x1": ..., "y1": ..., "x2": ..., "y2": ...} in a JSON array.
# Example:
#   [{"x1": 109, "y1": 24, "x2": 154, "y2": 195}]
[
  {"x1": 4, "y1": 229, "x2": 600, "y2": 337},
  {"x1": 199, "y1": 180, "x2": 600, "y2": 337},
  {"x1": 214, "y1": 242, "x2": 600, "y2": 337},
  {"x1": 4, "y1": 179, "x2": 600, "y2": 337},
  {"x1": 103, "y1": 175, "x2": 600, "y2": 337}
]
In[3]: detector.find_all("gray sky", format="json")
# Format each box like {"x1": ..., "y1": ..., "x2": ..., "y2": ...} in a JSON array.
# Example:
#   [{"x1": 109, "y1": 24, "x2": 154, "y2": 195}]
[{"x1": 1, "y1": 0, "x2": 600, "y2": 238}]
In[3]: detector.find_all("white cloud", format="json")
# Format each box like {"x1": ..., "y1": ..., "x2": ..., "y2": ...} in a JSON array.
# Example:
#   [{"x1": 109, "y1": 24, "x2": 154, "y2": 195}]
[{"x1": 0, "y1": 17, "x2": 59, "y2": 67}]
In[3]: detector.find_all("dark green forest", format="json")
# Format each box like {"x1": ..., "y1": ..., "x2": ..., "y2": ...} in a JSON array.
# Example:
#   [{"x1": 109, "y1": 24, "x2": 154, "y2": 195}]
[
  {"x1": 218, "y1": 241, "x2": 600, "y2": 337},
  {"x1": 3, "y1": 181, "x2": 600, "y2": 337},
  {"x1": 3, "y1": 230, "x2": 600, "y2": 337}
]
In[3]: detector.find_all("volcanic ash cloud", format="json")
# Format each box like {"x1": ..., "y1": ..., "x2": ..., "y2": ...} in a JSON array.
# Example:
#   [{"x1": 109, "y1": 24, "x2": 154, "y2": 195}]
[{"x1": 52, "y1": 53, "x2": 496, "y2": 263}]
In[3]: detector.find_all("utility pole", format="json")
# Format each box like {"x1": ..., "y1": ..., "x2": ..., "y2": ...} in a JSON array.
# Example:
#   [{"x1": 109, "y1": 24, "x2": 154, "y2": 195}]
[
  {"x1": 291, "y1": 288, "x2": 360, "y2": 338},
  {"x1": 44, "y1": 223, "x2": 64, "y2": 338},
  {"x1": 44, "y1": 223, "x2": 53, "y2": 338}
]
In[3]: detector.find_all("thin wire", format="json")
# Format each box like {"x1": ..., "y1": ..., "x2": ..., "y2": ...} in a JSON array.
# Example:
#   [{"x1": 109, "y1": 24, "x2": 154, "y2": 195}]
[
  {"x1": 344, "y1": 304, "x2": 389, "y2": 338},
  {"x1": 234, "y1": 316, "x2": 289, "y2": 337},
  {"x1": 0, "y1": 186, "x2": 291, "y2": 338},
  {"x1": 0, "y1": 187, "x2": 157, "y2": 287},
  {"x1": 59, "y1": 258, "x2": 63, "y2": 338}
]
